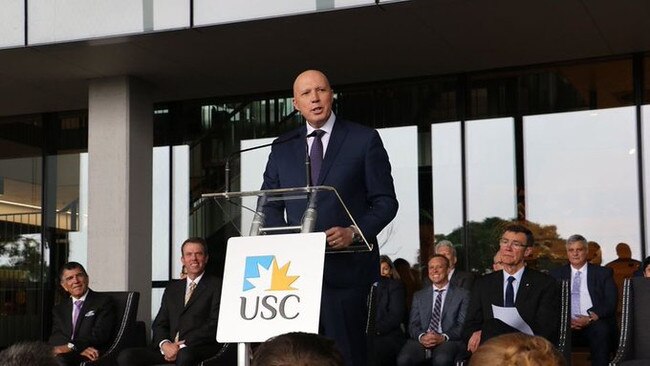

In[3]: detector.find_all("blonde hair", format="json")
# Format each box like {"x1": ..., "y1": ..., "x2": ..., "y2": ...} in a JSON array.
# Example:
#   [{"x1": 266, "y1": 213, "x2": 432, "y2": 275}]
[{"x1": 469, "y1": 333, "x2": 564, "y2": 366}]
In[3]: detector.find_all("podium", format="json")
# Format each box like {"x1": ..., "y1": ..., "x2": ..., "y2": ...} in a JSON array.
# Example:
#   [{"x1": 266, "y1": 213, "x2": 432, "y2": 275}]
[{"x1": 202, "y1": 186, "x2": 372, "y2": 365}]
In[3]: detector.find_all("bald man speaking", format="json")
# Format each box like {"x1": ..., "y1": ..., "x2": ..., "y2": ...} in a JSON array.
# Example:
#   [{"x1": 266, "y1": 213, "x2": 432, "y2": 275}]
[{"x1": 261, "y1": 70, "x2": 398, "y2": 366}]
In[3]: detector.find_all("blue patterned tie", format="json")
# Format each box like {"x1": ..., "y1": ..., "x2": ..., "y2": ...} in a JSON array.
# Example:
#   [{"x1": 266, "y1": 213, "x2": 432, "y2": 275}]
[
  {"x1": 505, "y1": 276, "x2": 515, "y2": 307},
  {"x1": 428, "y1": 289, "x2": 445, "y2": 332},
  {"x1": 572, "y1": 271, "x2": 581, "y2": 316},
  {"x1": 309, "y1": 130, "x2": 325, "y2": 185}
]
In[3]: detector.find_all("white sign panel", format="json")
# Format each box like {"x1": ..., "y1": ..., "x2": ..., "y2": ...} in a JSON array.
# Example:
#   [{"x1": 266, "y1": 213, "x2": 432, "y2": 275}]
[{"x1": 217, "y1": 232, "x2": 326, "y2": 342}]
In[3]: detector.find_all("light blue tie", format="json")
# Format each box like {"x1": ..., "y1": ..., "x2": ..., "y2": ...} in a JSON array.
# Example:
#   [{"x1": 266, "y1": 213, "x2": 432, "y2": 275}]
[{"x1": 571, "y1": 271, "x2": 581, "y2": 316}]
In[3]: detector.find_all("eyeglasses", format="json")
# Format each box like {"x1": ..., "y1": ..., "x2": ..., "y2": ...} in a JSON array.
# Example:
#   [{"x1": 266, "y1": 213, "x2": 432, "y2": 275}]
[{"x1": 499, "y1": 238, "x2": 528, "y2": 249}]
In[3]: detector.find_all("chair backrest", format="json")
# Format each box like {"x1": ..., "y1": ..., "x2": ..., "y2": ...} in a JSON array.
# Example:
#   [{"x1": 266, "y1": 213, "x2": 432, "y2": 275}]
[
  {"x1": 80, "y1": 291, "x2": 139, "y2": 366},
  {"x1": 631, "y1": 277, "x2": 650, "y2": 360},
  {"x1": 611, "y1": 277, "x2": 650, "y2": 365},
  {"x1": 557, "y1": 279, "x2": 571, "y2": 364}
]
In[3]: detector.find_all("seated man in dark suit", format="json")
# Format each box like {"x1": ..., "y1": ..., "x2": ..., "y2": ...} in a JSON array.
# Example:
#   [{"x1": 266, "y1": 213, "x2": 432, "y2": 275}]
[
  {"x1": 118, "y1": 237, "x2": 223, "y2": 366},
  {"x1": 463, "y1": 224, "x2": 560, "y2": 354},
  {"x1": 423, "y1": 240, "x2": 475, "y2": 291},
  {"x1": 49, "y1": 261, "x2": 116, "y2": 366},
  {"x1": 550, "y1": 234, "x2": 617, "y2": 366},
  {"x1": 397, "y1": 254, "x2": 470, "y2": 366}
]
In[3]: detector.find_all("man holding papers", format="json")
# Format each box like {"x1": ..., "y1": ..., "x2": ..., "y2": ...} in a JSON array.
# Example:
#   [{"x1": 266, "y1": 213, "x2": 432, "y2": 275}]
[{"x1": 463, "y1": 224, "x2": 560, "y2": 353}]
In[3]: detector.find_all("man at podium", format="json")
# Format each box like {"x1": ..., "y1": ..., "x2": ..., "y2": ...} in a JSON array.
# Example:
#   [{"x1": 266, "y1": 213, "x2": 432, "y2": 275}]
[{"x1": 261, "y1": 69, "x2": 398, "y2": 366}]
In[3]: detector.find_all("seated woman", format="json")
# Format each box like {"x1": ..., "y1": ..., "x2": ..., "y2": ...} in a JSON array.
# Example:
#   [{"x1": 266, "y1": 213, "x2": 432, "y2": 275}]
[{"x1": 372, "y1": 255, "x2": 407, "y2": 366}]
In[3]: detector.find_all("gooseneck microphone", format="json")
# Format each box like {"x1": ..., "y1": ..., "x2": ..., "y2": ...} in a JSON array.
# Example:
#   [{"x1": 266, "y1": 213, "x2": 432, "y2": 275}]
[
  {"x1": 224, "y1": 132, "x2": 302, "y2": 193},
  {"x1": 301, "y1": 130, "x2": 321, "y2": 233},
  {"x1": 304, "y1": 130, "x2": 319, "y2": 188}
]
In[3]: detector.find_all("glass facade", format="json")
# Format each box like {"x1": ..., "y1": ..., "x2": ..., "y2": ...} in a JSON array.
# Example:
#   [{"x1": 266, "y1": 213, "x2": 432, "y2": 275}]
[
  {"x1": 0, "y1": 54, "x2": 648, "y2": 346},
  {"x1": 0, "y1": 111, "x2": 86, "y2": 347}
]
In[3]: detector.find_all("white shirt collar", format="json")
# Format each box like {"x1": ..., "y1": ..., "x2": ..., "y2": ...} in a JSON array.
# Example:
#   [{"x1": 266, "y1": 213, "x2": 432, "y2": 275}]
[
  {"x1": 306, "y1": 111, "x2": 336, "y2": 135},
  {"x1": 71, "y1": 289, "x2": 89, "y2": 303},
  {"x1": 187, "y1": 272, "x2": 204, "y2": 286},
  {"x1": 571, "y1": 262, "x2": 588, "y2": 274},
  {"x1": 503, "y1": 265, "x2": 525, "y2": 283},
  {"x1": 432, "y1": 281, "x2": 450, "y2": 292}
]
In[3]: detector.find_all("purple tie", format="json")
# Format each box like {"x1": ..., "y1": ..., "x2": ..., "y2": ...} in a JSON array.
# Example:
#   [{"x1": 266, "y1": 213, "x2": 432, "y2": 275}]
[
  {"x1": 309, "y1": 130, "x2": 325, "y2": 185},
  {"x1": 72, "y1": 300, "x2": 83, "y2": 339}
]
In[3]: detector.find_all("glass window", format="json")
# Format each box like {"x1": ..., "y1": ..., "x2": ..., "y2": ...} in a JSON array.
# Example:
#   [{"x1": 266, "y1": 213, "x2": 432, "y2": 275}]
[
  {"x1": 0, "y1": 115, "x2": 43, "y2": 347},
  {"x1": 465, "y1": 118, "x2": 517, "y2": 273},
  {"x1": 524, "y1": 107, "x2": 640, "y2": 266},
  {"x1": 431, "y1": 122, "x2": 463, "y2": 239},
  {"x1": 468, "y1": 58, "x2": 633, "y2": 120}
]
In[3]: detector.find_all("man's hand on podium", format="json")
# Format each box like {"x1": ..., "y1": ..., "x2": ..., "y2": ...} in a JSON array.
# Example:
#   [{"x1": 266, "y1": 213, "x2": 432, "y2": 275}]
[{"x1": 325, "y1": 226, "x2": 356, "y2": 249}]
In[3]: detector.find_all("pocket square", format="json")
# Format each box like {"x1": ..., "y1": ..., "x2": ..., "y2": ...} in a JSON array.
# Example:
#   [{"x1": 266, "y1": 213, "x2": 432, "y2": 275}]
[{"x1": 84, "y1": 310, "x2": 96, "y2": 317}]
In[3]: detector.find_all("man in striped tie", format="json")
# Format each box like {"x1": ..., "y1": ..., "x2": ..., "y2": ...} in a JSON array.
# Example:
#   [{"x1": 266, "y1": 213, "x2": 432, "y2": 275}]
[{"x1": 397, "y1": 254, "x2": 470, "y2": 366}]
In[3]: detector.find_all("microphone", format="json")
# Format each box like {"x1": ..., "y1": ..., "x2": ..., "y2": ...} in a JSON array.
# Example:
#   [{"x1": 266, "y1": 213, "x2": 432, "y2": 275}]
[
  {"x1": 301, "y1": 130, "x2": 322, "y2": 232},
  {"x1": 304, "y1": 130, "x2": 319, "y2": 188},
  {"x1": 224, "y1": 132, "x2": 302, "y2": 193},
  {"x1": 300, "y1": 190, "x2": 318, "y2": 233},
  {"x1": 249, "y1": 195, "x2": 268, "y2": 236}
]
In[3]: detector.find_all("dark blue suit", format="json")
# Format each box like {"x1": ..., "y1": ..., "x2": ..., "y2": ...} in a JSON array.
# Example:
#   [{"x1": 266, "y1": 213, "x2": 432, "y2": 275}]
[
  {"x1": 550, "y1": 263, "x2": 618, "y2": 366},
  {"x1": 261, "y1": 117, "x2": 398, "y2": 365}
]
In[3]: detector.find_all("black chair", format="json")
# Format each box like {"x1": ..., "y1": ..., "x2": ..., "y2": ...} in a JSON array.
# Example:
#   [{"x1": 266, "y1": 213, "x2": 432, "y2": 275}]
[
  {"x1": 198, "y1": 343, "x2": 236, "y2": 366},
  {"x1": 557, "y1": 279, "x2": 572, "y2": 365},
  {"x1": 150, "y1": 343, "x2": 235, "y2": 366},
  {"x1": 609, "y1": 277, "x2": 650, "y2": 366},
  {"x1": 81, "y1": 291, "x2": 140, "y2": 366}
]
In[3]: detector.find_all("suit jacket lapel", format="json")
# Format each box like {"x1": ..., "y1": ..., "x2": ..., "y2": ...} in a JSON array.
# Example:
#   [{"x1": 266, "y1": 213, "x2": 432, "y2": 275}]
[
  {"x1": 318, "y1": 119, "x2": 348, "y2": 185},
  {"x1": 516, "y1": 268, "x2": 532, "y2": 308},
  {"x1": 62, "y1": 299, "x2": 74, "y2": 336},
  {"x1": 71, "y1": 290, "x2": 96, "y2": 336},
  {"x1": 289, "y1": 127, "x2": 309, "y2": 185},
  {"x1": 491, "y1": 272, "x2": 505, "y2": 307},
  {"x1": 441, "y1": 286, "x2": 455, "y2": 330},
  {"x1": 421, "y1": 286, "x2": 433, "y2": 330},
  {"x1": 586, "y1": 264, "x2": 596, "y2": 301},
  {"x1": 184, "y1": 279, "x2": 205, "y2": 309}
]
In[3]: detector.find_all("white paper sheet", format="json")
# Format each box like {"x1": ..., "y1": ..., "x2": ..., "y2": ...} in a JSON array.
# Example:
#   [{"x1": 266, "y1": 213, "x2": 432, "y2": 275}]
[{"x1": 491, "y1": 305, "x2": 534, "y2": 335}]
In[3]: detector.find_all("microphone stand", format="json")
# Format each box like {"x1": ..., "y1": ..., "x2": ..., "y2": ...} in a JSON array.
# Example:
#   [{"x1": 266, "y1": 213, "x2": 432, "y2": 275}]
[{"x1": 224, "y1": 132, "x2": 302, "y2": 193}]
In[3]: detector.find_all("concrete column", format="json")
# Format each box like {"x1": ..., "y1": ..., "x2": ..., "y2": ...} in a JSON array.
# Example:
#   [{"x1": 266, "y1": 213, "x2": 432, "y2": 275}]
[{"x1": 87, "y1": 76, "x2": 152, "y2": 326}]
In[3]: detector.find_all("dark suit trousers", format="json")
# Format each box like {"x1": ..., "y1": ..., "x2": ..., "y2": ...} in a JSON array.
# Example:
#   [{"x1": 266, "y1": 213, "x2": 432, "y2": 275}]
[
  {"x1": 397, "y1": 339, "x2": 463, "y2": 366},
  {"x1": 572, "y1": 320, "x2": 613, "y2": 366},
  {"x1": 55, "y1": 352, "x2": 86, "y2": 366},
  {"x1": 320, "y1": 286, "x2": 369, "y2": 366},
  {"x1": 117, "y1": 344, "x2": 219, "y2": 366}
]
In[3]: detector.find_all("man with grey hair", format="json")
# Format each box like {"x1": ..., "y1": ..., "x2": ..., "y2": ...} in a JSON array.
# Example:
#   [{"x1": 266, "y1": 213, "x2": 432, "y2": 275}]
[
  {"x1": 424, "y1": 240, "x2": 475, "y2": 291},
  {"x1": 0, "y1": 342, "x2": 58, "y2": 366},
  {"x1": 550, "y1": 234, "x2": 617, "y2": 366}
]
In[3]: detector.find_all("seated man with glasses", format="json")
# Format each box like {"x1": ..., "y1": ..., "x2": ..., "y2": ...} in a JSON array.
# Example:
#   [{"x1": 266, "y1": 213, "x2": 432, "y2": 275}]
[{"x1": 463, "y1": 224, "x2": 560, "y2": 355}]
